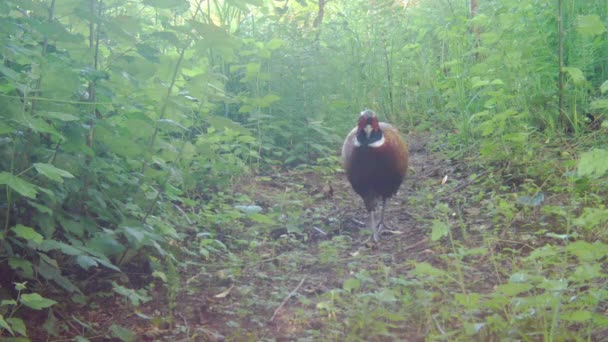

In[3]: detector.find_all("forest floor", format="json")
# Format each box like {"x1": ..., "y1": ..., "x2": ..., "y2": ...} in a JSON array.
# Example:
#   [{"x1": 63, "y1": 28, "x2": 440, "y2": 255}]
[
  {"x1": 146, "y1": 133, "x2": 457, "y2": 341},
  {"x1": 29, "y1": 132, "x2": 607, "y2": 341}
]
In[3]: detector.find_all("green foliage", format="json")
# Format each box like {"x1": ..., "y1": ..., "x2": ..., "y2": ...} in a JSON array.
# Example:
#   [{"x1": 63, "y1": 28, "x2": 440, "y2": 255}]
[{"x1": 0, "y1": 0, "x2": 607, "y2": 339}]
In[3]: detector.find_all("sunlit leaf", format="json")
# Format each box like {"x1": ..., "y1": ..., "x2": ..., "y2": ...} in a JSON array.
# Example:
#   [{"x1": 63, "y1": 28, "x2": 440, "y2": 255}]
[
  {"x1": 34, "y1": 163, "x2": 75, "y2": 183},
  {"x1": 20, "y1": 293, "x2": 57, "y2": 310},
  {"x1": 11, "y1": 225, "x2": 43, "y2": 244},
  {"x1": 430, "y1": 219, "x2": 449, "y2": 241},
  {"x1": 600, "y1": 80, "x2": 608, "y2": 94},
  {"x1": 496, "y1": 282, "x2": 532, "y2": 296},
  {"x1": 576, "y1": 15, "x2": 606, "y2": 36},
  {"x1": 412, "y1": 262, "x2": 446, "y2": 277},
  {"x1": 567, "y1": 240, "x2": 608, "y2": 261},
  {"x1": 0, "y1": 172, "x2": 38, "y2": 199},
  {"x1": 562, "y1": 66, "x2": 586, "y2": 84},
  {"x1": 343, "y1": 278, "x2": 360, "y2": 292},
  {"x1": 5, "y1": 317, "x2": 26, "y2": 336},
  {"x1": 578, "y1": 149, "x2": 608, "y2": 178},
  {"x1": 590, "y1": 99, "x2": 608, "y2": 110},
  {"x1": 563, "y1": 310, "x2": 592, "y2": 322}
]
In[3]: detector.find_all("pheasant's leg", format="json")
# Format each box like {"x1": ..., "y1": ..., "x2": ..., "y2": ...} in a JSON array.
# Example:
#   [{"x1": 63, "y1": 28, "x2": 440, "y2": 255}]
[
  {"x1": 369, "y1": 210, "x2": 380, "y2": 242},
  {"x1": 377, "y1": 199, "x2": 388, "y2": 235}
]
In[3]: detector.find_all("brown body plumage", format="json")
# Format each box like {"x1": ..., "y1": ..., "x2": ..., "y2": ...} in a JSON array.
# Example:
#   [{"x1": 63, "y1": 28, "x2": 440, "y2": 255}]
[{"x1": 342, "y1": 110, "x2": 408, "y2": 241}]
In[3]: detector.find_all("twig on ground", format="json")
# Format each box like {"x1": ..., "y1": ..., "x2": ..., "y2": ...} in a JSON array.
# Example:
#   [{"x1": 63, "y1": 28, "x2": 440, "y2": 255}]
[
  {"x1": 269, "y1": 276, "x2": 308, "y2": 322},
  {"x1": 402, "y1": 237, "x2": 429, "y2": 252},
  {"x1": 450, "y1": 171, "x2": 489, "y2": 193}
]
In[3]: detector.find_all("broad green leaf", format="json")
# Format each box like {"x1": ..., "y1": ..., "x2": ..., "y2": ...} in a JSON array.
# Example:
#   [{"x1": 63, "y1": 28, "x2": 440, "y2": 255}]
[
  {"x1": 38, "y1": 240, "x2": 82, "y2": 256},
  {"x1": 266, "y1": 38, "x2": 285, "y2": 50},
  {"x1": 76, "y1": 255, "x2": 98, "y2": 270},
  {"x1": 249, "y1": 213, "x2": 276, "y2": 225},
  {"x1": 590, "y1": 99, "x2": 608, "y2": 110},
  {"x1": 0, "y1": 172, "x2": 38, "y2": 199},
  {"x1": 563, "y1": 310, "x2": 592, "y2": 322},
  {"x1": 20, "y1": 293, "x2": 57, "y2": 310},
  {"x1": 496, "y1": 282, "x2": 532, "y2": 296},
  {"x1": 109, "y1": 324, "x2": 136, "y2": 342},
  {"x1": 412, "y1": 262, "x2": 446, "y2": 277},
  {"x1": 259, "y1": 94, "x2": 281, "y2": 107},
  {"x1": 37, "y1": 253, "x2": 80, "y2": 293},
  {"x1": 562, "y1": 66, "x2": 586, "y2": 84},
  {"x1": 28, "y1": 118, "x2": 62, "y2": 138},
  {"x1": 11, "y1": 225, "x2": 43, "y2": 244},
  {"x1": 246, "y1": 63, "x2": 261, "y2": 76},
  {"x1": 206, "y1": 115, "x2": 251, "y2": 135},
  {"x1": 600, "y1": 80, "x2": 608, "y2": 94},
  {"x1": 5, "y1": 317, "x2": 26, "y2": 336},
  {"x1": 87, "y1": 234, "x2": 126, "y2": 257},
  {"x1": 0, "y1": 64, "x2": 21, "y2": 82},
  {"x1": 578, "y1": 149, "x2": 608, "y2": 178},
  {"x1": 571, "y1": 263, "x2": 601, "y2": 281},
  {"x1": 573, "y1": 207, "x2": 608, "y2": 229},
  {"x1": 0, "y1": 314, "x2": 14, "y2": 336},
  {"x1": 343, "y1": 278, "x2": 361, "y2": 292},
  {"x1": 8, "y1": 258, "x2": 34, "y2": 278},
  {"x1": 431, "y1": 220, "x2": 449, "y2": 241},
  {"x1": 567, "y1": 240, "x2": 608, "y2": 261},
  {"x1": 34, "y1": 163, "x2": 75, "y2": 183},
  {"x1": 1, "y1": 300, "x2": 17, "y2": 306},
  {"x1": 33, "y1": 21, "x2": 81, "y2": 43},
  {"x1": 576, "y1": 15, "x2": 606, "y2": 36}
]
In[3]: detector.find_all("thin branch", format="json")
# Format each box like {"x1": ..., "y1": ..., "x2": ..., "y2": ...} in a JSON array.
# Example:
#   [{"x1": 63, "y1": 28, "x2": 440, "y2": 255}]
[{"x1": 270, "y1": 276, "x2": 307, "y2": 322}]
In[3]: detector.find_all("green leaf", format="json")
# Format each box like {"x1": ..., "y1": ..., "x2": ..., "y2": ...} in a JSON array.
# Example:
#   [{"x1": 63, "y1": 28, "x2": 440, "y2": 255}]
[
  {"x1": 88, "y1": 234, "x2": 126, "y2": 257},
  {"x1": 412, "y1": 262, "x2": 446, "y2": 277},
  {"x1": 76, "y1": 255, "x2": 98, "y2": 270},
  {"x1": 0, "y1": 64, "x2": 21, "y2": 82},
  {"x1": 343, "y1": 278, "x2": 361, "y2": 292},
  {"x1": 109, "y1": 324, "x2": 136, "y2": 342},
  {"x1": 38, "y1": 240, "x2": 82, "y2": 256},
  {"x1": 34, "y1": 163, "x2": 75, "y2": 183},
  {"x1": 573, "y1": 207, "x2": 608, "y2": 229},
  {"x1": 430, "y1": 219, "x2": 449, "y2": 241},
  {"x1": 6, "y1": 317, "x2": 26, "y2": 336},
  {"x1": 39, "y1": 111, "x2": 80, "y2": 122},
  {"x1": 562, "y1": 66, "x2": 586, "y2": 84},
  {"x1": 8, "y1": 258, "x2": 34, "y2": 278},
  {"x1": 566, "y1": 240, "x2": 608, "y2": 261},
  {"x1": 563, "y1": 310, "x2": 592, "y2": 322},
  {"x1": 600, "y1": 80, "x2": 608, "y2": 94},
  {"x1": 0, "y1": 314, "x2": 14, "y2": 336},
  {"x1": 0, "y1": 172, "x2": 38, "y2": 199},
  {"x1": 1, "y1": 300, "x2": 17, "y2": 306},
  {"x1": 590, "y1": 99, "x2": 608, "y2": 110},
  {"x1": 496, "y1": 282, "x2": 532, "y2": 296},
  {"x1": 20, "y1": 293, "x2": 57, "y2": 310},
  {"x1": 11, "y1": 225, "x2": 44, "y2": 244},
  {"x1": 576, "y1": 15, "x2": 606, "y2": 36},
  {"x1": 266, "y1": 38, "x2": 284, "y2": 50},
  {"x1": 578, "y1": 149, "x2": 608, "y2": 178}
]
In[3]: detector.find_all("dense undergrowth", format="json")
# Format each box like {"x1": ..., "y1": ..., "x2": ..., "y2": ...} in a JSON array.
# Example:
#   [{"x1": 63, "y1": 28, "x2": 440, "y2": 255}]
[{"x1": 0, "y1": 0, "x2": 607, "y2": 340}]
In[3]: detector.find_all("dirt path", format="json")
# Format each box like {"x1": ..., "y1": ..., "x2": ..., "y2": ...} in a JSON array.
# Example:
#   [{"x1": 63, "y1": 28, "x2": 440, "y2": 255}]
[{"x1": 143, "y1": 134, "x2": 463, "y2": 341}]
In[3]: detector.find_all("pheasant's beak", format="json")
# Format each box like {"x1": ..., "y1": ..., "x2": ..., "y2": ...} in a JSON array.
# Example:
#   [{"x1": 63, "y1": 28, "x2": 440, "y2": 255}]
[{"x1": 364, "y1": 124, "x2": 373, "y2": 138}]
